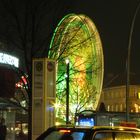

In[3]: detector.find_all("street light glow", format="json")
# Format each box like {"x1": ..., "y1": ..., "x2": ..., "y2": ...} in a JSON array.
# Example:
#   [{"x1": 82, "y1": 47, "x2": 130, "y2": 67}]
[{"x1": 65, "y1": 59, "x2": 69, "y2": 64}]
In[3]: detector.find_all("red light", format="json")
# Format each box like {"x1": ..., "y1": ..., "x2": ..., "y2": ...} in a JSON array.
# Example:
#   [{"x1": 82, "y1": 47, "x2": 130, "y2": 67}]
[
  {"x1": 21, "y1": 76, "x2": 27, "y2": 84},
  {"x1": 59, "y1": 130, "x2": 71, "y2": 133},
  {"x1": 120, "y1": 121, "x2": 137, "y2": 128}
]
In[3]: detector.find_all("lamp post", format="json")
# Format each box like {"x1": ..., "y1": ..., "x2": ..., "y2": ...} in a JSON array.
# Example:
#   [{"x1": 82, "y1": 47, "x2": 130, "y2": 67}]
[
  {"x1": 126, "y1": 1, "x2": 140, "y2": 122},
  {"x1": 66, "y1": 59, "x2": 70, "y2": 124}
]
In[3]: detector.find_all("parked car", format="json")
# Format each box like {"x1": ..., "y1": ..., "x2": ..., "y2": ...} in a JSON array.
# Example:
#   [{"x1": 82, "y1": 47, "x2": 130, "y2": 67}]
[{"x1": 36, "y1": 125, "x2": 140, "y2": 140}]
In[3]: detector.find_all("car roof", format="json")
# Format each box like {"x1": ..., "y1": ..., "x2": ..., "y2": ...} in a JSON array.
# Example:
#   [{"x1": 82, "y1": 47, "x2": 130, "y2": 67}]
[
  {"x1": 53, "y1": 125, "x2": 140, "y2": 132},
  {"x1": 36, "y1": 125, "x2": 140, "y2": 140},
  {"x1": 93, "y1": 126, "x2": 140, "y2": 132}
]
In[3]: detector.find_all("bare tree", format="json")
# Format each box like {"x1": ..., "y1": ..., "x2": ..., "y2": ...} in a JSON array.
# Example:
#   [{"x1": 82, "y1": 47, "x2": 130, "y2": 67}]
[
  {"x1": 0, "y1": 0, "x2": 74, "y2": 139},
  {"x1": 49, "y1": 14, "x2": 103, "y2": 124},
  {"x1": 55, "y1": 59, "x2": 100, "y2": 124},
  {"x1": 0, "y1": 0, "x2": 103, "y2": 137}
]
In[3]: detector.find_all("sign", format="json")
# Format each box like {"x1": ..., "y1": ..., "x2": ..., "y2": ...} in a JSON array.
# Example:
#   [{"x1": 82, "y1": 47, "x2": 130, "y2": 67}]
[
  {"x1": 120, "y1": 121, "x2": 137, "y2": 128},
  {"x1": 32, "y1": 58, "x2": 56, "y2": 140},
  {"x1": 0, "y1": 52, "x2": 19, "y2": 67}
]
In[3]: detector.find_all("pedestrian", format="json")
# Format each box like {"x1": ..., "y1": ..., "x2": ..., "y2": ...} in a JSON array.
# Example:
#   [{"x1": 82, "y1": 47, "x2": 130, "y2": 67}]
[{"x1": 0, "y1": 118, "x2": 7, "y2": 140}]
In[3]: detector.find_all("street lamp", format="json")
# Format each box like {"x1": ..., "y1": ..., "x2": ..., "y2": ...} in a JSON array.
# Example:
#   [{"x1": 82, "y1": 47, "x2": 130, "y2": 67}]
[
  {"x1": 65, "y1": 59, "x2": 70, "y2": 124},
  {"x1": 126, "y1": 1, "x2": 140, "y2": 122}
]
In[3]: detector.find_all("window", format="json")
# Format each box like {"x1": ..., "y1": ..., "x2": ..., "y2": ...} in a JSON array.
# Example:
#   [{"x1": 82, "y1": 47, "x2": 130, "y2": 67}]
[
  {"x1": 115, "y1": 104, "x2": 118, "y2": 112},
  {"x1": 93, "y1": 131, "x2": 140, "y2": 140},
  {"x1": 137, "y1": 92, "x2": 140, "y2": 99},
  {"x1": 107, "y1": 105, "x2": 110, "y2": 111},
  {"x1": 120, "y1": 104, "x2": 123, "y2": 112},
  {"x1": 43, "y1": 131, "x2": 85, "y2": 140},
  {"x1": 94, "y1": 132, "x2": 112, "y2": 140},
  {"x1": 111, "y1": 105, "x2": 114, "y2": 111},
  {"x1": 115, "y1": 132, "x2": 134, "y2": 140},
  {"x1": 44, "y1": 131, "x2": 62, "y2": 140}
]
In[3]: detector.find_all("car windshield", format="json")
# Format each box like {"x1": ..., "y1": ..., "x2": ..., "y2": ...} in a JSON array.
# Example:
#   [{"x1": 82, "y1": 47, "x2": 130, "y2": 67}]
[
  {"x1": 42, "y1": 130, "x2": 85, "y2": 140},
  {"x1": 93, "y1": 131, "x2": 140, "y2": 140}
]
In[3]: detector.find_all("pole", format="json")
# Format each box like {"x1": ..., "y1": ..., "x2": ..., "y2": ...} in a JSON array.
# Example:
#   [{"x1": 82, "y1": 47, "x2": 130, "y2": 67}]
[
  {"x1": 66, "y1": 61, "x2": 69, "y2": 124},
  {"x1": 126, "y1": 1, "x2": 140, "y2": 122}
]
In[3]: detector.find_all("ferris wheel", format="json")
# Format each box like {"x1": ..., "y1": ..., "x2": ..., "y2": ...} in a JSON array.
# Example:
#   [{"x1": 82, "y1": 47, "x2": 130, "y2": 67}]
[{"x1": 49, "y1": 13, "x2": 104, "y2": 111}]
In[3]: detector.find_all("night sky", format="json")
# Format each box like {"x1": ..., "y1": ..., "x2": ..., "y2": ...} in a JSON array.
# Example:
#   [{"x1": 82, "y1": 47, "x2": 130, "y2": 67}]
[
  {"x1": 69, "y1": 0, "x2": 140, "y2": 85},
  {"x1": 0, "y1": 0, "x2": 140, "y2": 86}
]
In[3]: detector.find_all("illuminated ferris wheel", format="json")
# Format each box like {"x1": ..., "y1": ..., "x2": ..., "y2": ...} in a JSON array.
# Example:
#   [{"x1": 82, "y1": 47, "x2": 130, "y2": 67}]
[{"x1": 49, "y1": 13, "x2": 104, "y2": 112}]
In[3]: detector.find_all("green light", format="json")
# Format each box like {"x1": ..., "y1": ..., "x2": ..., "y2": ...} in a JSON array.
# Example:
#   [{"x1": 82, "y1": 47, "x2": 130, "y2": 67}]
[{"x1": 48, "y1": 13, "x2": 104, "y2": 123}]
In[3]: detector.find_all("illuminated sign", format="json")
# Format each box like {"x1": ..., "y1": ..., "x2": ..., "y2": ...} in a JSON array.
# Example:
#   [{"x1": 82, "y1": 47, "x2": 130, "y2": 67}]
[
  {"x1": 79, "y1": 118, "x2": 94, "y2": 126},
  {"x1": 0, "y1": 52, "x2": 19, "y2": 67},
  {"x1": 120, "y1": 121, "x2": 137, "y2": 128}
]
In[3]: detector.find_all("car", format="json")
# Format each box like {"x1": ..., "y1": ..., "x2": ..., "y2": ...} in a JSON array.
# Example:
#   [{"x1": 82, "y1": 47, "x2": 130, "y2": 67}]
[{"x1": 36, "y1": 125, "x2": 140, "y2": 140}]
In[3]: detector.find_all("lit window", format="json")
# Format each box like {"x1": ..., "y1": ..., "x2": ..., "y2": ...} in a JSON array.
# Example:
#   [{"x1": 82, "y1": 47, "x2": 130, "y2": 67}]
[{"x1": 137, "y1": 92, "x2": 140, "y2": 99}]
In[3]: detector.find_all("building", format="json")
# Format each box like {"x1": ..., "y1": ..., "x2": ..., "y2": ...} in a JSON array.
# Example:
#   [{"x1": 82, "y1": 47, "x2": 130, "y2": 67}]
[
  {"x1": 100, "y1": 73, "x2": 140, "y2": 113},
  {"x1": 96, "y1": 73, "x2": 140, "y2": 126},
  {"x1": 101, "y1": 85, "x2": 140, "y2": 113},
  {"x1": 0, "y1": 52, "x2": 28, "y2": 139}
]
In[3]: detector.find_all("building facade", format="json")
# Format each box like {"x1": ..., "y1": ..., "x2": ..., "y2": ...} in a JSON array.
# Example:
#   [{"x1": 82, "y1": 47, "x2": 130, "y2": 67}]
[{"x1": 100, "y1": 85, "x2": 140, "y2": 113}]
